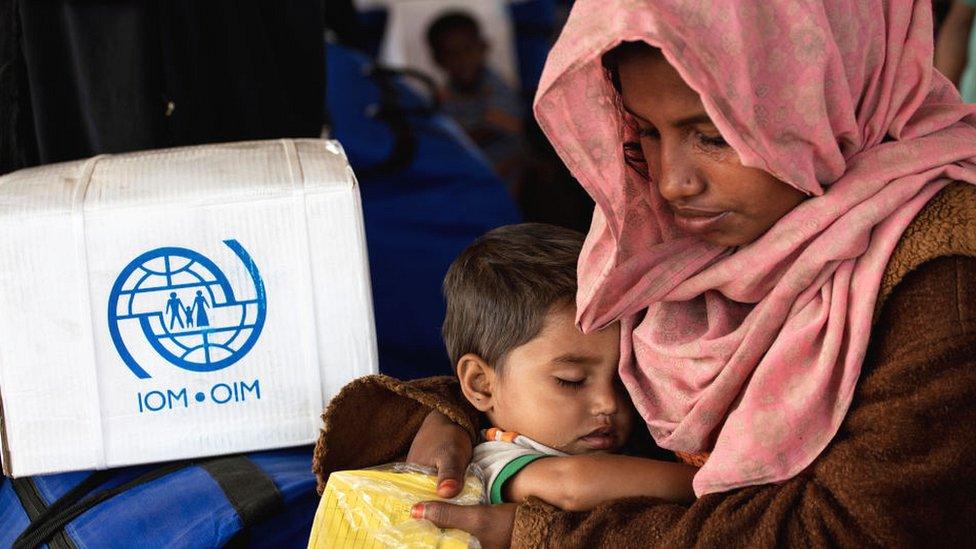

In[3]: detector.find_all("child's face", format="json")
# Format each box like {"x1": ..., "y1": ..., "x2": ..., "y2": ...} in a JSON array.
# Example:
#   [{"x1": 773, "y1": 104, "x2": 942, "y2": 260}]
[
  {"x1": 488, "y1": 306, "x2": 633, "y2": 455},
  {"x1": 433, "y1": 28, "x2": 486, "y2": 88}
]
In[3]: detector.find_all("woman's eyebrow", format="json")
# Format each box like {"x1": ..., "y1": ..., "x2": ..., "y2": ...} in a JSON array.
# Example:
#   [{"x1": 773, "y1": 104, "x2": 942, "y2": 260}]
[
  {"x1": 671, "y1": 113, "x2": 713, "y2": 127},
  {"x1": 621, "y1": 102, "x2": 713, "y2": 129}
]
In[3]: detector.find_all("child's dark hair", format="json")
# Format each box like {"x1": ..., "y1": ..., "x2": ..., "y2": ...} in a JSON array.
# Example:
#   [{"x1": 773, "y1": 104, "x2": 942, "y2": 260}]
[
  {"x1": 442, "y1": 223, "x2": 584, "y2": 370},
  {"x1": 426, "y1": 11, "x2": 481, "y2": 54}
]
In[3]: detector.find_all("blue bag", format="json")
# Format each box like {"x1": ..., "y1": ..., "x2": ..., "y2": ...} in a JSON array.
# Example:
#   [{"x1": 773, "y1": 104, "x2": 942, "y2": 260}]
[
  {"x1": 327, "y1": 42, "x2": 520, "y2": 380},
  {"x1": 0, "y1": 447, "x2": 318, "y2": 549}
]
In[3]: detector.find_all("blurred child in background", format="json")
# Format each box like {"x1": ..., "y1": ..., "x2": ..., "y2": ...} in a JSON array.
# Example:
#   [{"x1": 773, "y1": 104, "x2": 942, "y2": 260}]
[{"x1": 427, "y1": 12, "x2": 524, "y2": 191}]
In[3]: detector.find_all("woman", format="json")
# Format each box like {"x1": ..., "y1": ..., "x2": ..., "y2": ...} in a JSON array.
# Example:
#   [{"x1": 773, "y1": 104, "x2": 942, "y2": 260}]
[
  {"x1": 314, "y1": 1, "x2": 976, "y2": 546},
  {"x1": 193, "y1": 290, "x2": 209, "y2": 328}
]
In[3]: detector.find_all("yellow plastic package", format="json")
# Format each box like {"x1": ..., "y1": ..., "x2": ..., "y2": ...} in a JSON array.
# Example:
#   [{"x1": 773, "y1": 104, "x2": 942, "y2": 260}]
[{"x1": 308, "y1": 463, "x2": 486, "y2": 549}]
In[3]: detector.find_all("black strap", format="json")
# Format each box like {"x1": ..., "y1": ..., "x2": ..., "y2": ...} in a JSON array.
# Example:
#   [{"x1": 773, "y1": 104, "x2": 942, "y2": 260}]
[
  {"x1": 31, "y1": 469, "x2": 118, "y2": 521},
  {"x1": 202, "y1": 456, "x2": 283, "y2": 528},
  {"x1": 13, "y1": 461, "x2": 192, "y2": 549},
  {"x1": 358, "y1": 64, "x2": 440, "y2": 178},
  {"x1": 11, "y1": 479, "x2": 47, "y2": 521},
  {"x1": 202, "y1": 456, "x2": 284, "y2": 547},
  {"x1": 10, "y1": 477, "x2": 77, "y2": 549},
  {"x1": 13, "y1": 455, "x2": 283, "y2": 549}
]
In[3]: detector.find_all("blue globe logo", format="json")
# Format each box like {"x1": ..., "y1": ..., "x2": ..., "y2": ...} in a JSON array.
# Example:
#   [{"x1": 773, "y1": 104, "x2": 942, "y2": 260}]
[{"x1": 108, "y1": 239, "x2": 267, "y2": 379}]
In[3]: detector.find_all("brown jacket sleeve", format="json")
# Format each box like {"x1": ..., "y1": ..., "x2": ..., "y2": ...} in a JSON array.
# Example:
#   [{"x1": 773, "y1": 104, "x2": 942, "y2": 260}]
[
  {"x1": 509, "y1": 255, "x2": 976, "y2": 548},
  {"x1": 312, "y1": 374, "x2": 480, "y2": 494}
]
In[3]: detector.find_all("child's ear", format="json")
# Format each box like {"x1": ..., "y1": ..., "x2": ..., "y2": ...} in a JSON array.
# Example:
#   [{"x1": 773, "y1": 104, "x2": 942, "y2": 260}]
[{"x1": 456, "y1": 353, "x2": 495, "y2": 412}]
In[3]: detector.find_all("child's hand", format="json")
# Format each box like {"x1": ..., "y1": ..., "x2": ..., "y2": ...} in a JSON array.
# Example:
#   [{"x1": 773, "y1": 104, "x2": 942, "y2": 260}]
[
  {"x1": 412, "y1": 501, "x2": 516, "y2": 549},
  {"x1": 406, "y1": 410, "x2": 473, "y2": 498}
]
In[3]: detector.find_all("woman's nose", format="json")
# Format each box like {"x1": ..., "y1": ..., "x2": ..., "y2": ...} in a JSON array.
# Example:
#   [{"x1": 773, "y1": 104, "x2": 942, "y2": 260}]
[{"x1": 649, "y1": 141, "x2": 705, "y2": 202}]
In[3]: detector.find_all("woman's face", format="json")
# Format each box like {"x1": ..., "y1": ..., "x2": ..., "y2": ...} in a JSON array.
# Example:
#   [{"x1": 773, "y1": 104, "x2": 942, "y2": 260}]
[{"x1": 616, "y1": 50, "x2": 806, "y2": 247}]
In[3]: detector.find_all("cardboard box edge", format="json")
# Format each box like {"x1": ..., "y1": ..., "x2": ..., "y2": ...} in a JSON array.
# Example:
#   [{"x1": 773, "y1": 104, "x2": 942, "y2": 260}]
[{"x1": 0, "y1": 384, "x2": 13, "y2": 476}]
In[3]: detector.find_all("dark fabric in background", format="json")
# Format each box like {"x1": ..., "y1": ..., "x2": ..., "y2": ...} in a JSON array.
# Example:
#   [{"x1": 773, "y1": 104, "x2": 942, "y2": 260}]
[
  {"x1": 0, "y1": 0, "x2": 37, "y2": 174},
  {"x1": 0, "y1": 0, "x2": 324, "y2": 175},
  {"x1": 324, "y1": 0, "x2": 367, "y2": 52}
]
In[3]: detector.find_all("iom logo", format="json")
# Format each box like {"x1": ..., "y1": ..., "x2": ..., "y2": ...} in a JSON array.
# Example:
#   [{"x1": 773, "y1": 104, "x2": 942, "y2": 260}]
[{"x1": 108, "y1": 240, "x2": 267, "y2": 379}]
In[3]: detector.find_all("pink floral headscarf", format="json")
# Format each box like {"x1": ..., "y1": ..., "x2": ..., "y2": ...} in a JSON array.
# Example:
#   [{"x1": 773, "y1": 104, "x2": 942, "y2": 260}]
[{"x1": 534, "y1": 0, "x2": 976, "y2": 495}]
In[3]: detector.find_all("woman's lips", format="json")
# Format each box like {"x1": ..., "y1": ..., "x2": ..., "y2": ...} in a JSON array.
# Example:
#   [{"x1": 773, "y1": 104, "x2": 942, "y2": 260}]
[
  {"x1": 579, "y1": 428, "x2": 617, "y2": 450},
  {"x1": 671, "y1": 208, "x2": 730, "y2": 234}
]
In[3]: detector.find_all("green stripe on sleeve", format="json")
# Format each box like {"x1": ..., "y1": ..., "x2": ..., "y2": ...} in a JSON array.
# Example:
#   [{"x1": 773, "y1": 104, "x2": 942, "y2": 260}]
[{"x1": 489, "y1": 454, "x2": 549, "y2": 504}]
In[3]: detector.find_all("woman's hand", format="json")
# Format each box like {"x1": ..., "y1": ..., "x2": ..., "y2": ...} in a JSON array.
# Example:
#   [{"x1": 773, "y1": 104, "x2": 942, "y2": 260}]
[
  {"x1": 412, "y1": 501, "x2": 517, "y2": 549},
  {"x1": 407, "y1": 410, "x2": 473, "y2": 498}
]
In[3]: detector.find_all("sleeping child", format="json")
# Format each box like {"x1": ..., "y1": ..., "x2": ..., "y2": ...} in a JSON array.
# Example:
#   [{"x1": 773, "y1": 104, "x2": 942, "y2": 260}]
[{"x1": 440, "y1": 223, "x2": 696, "y2": 509}]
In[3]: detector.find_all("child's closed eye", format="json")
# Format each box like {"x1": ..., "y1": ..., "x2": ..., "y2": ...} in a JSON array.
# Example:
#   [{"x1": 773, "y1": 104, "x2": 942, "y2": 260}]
[{"x1": 554, "y1": 377, "x2": 585, "y2": 389}]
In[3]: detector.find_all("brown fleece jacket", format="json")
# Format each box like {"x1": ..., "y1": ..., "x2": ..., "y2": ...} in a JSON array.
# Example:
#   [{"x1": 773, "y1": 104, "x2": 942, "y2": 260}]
[{"x1": 313, "y1": 183, "x2": 976, "y2": 547}]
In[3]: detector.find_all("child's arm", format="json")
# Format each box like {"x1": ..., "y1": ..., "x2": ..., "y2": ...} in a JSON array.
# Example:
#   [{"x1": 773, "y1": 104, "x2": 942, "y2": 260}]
[{"x1": 504, "y1": 454, "x2": 697, "y2": 511}]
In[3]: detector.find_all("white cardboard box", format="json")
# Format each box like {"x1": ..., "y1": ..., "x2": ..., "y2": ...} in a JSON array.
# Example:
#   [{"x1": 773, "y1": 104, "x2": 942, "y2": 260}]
[{"x1": 0, "y1": 139, "x2": 378, "y2": 477}]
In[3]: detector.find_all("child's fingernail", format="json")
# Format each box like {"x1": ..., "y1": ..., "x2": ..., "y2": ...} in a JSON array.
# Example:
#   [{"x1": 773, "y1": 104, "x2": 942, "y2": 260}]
[
  {"x1": 411, "y1": 503, "x2": 425, "y2": 519},
  {"x1": 439, "y1": 479, "x2": 458, "y2": 492}
]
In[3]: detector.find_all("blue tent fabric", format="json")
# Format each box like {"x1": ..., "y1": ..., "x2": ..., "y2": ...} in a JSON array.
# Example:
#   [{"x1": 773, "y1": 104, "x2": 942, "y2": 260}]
[
  {"x1": 0, "y1": 481, "x2": 30, "y2": 545},
  {"x1": 327, "y1": 42, "x2": 520, "y2": 379},
  {"x1": 1, "y1": 447, "x2": 318, "y2": 548}
]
